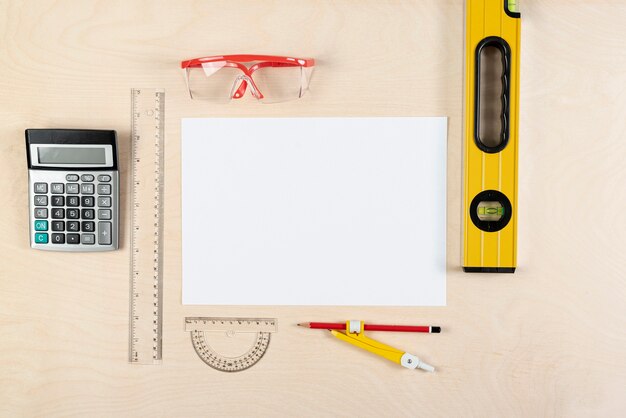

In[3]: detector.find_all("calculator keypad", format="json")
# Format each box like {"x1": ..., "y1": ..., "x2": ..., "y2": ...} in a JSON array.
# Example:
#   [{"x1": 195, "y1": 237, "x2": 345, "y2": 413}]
[{"x1": 29, "y1": 171, "x2": 118, "y2": 251}]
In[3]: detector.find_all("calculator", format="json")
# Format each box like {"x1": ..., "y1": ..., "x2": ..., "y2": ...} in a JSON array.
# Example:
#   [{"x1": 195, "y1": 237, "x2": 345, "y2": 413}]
[{"x1": 26, "y1": 129, "x2": 119, "y2": 251}]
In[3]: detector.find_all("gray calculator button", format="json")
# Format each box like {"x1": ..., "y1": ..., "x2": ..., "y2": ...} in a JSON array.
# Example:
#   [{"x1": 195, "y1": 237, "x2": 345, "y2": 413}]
[
  {"x1": 98, "y1": 222, "x2": 112, "y2": 245},
  {"x1": 67, "y1": 221, "x2": 80, "y2": 232},
  {"x1": 97, "y1": 184, "x2": 111, "y2": 195},
  {"x1": 67, "y1": 209, "x2": 80, "y2": 219},
  {"x1": 67, "y1": 233, "x2": 80, "y2": 244},
  {"x1": 82, "y1": 209, "x2": 95, "y2": 219},
  {"x1": 67, "y1": 196, "x2": 79, "y2": 207},
  {"x1": 98, "y1": 209, "x2": 111, "y2": 220},
  {"x1": 51, "y1": 183, "x2": 64, "y2": 194},
  {"x1": 34, "y1": 195, "x2": 48, "y2": 206},
  {"x1": 82, "y1": 221, "x2": 95, "y2": 232},
  {"x1": 97, "y1": 196, "x2": 111, "y2": 207},
  {"x1": 51, "y1": 196, "x2": 65, "y2": 207},
  {"x1": 34, "y1": 208, "x2": 48, "y2": 219},
  {"x1": 82, "y1": 196, "x2": 95, "y2": 207},
  {"x1": 66, "y1": 174, "x2": 79, "y2": 181},
  {"x1": 97, "y1": 175, "x2": 111, "y2": 182},
  {"x1": 66, "y1": 183, "x2": 79, "y2": 194},
  {"x1": 51, "y1": 221, "x2": 65, "y2": 231},
  {"x1": 51, "y1": 233, "x2": 65, "y2": 244},
  {"x1": 81, "y1": 174, "x2": 94, "y2": 182},
  {"x1": 82, "y1": 234, "x2": 95, "y2": 245},
  {"x1": 34, "y1": 183, "x2": 47, "y2": 193},
  {"x1": 81, "y1": 183, "x2": 94, "y2": 194},
  {"x1": 51, "y1": 208, "x2": 65, "y2": 219}
]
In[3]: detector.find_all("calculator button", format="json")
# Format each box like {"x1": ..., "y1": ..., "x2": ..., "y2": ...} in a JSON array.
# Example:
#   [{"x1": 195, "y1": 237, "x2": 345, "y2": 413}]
[
  {"x1": 51, "y1": 221, "x2": 65, "y2": 231},
  {"x1": 34, "y1": 195, "x2": 48, "y2": 206},
  {"x1": 82, "y1": 196, "x2": 95, "y2": 207},
  {"x1": 97, "y1": 175, "x2": 111, "y2": 182},
  {"x1": 67, "y1": 234, "x2": 80, "y2": 244},
  {"x1": 66, "y1": 183, "x2": 79, "y2": 194},
  {"x1": 51, "y1": 183, "x2": 64, "y2": 194},
  {"x1": 97, "y1": 196, "x2": 111, "y2": 207},
  {"x1": 98, "y1": 209, "x2": 111, "y2": 220},
  {"x1": 82, "y1": 234, "x2": 95, "y2": 245},
  {"x1": 34, "y1": 208, "x2": 48, "y2": 219},
  {"x1": 82, "y1": 221, "x2": 95, "y2": 232},
  {"x1": 81, "y1": 183, "x2": 94, "y2": 194},
  {"x1": 81, "y1": 174, "x2": 94, "y2": 182},
  {"x1": 67, "y1": 196, "x2": 79, "y2": 207},
  {"x1": 66, "y1": 174, "x2": 79, "y2": 181},
  {"x1": 67, "y1": 209, "x2": 80, "y2": 219},
  {"x1": 34, "y1": 220, "x2": 48, "y2": 231},
  {"x1": 97, "y1": 184, "x2": 111, "y2": 195},
  {"x1": 82, "y1": 209, "x2": 95, "y2": 220},
  {"x1": 51, "y1": 233, "x2": 65, "y2": 244},
  {"x1": 98, "y1": 222, "x2": 112, "y2": 245},
  {"x1": 51, "y1": 196, "x2": 65, "y2": 207},
  {"x1": 34, "y1": 233, "x2": 48, "y2": 244},
  {"x1": 51, "y1": 208, "x2": 65, "y2": 219},
  {"x1": 34, "y1": 183, "x2": 48, "y2": 193},
  {"x1": 67, "y1": 221, "x2": 80, "y2": 232}
]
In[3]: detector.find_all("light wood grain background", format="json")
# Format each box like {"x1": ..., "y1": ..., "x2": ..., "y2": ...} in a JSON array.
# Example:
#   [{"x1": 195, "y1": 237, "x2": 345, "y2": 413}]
[{"x1": 1, "y1": 1, "x2": 625, "y2": 417}]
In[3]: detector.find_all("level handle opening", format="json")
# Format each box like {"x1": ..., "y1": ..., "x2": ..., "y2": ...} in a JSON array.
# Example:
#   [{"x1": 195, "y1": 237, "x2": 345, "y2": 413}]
[{"x1": 474, "y1": 36, "x2": 511, "y2": 153}]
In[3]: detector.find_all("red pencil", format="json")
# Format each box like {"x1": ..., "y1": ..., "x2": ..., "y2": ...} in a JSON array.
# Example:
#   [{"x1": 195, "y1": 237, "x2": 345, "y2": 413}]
[{"x1": 298, "y1": 322, "x2": 441, "y2": 333}]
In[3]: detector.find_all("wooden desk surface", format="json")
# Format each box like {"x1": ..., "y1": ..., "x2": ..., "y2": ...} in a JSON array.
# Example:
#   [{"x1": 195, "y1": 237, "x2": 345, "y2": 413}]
[{"x1": 1, "y1": 1, "x2": 625, "y2": 416}]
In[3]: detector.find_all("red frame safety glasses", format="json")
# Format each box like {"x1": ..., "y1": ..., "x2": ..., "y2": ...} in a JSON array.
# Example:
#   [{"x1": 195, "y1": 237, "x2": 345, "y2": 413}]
[{"x1": 181, "y1": 54, "x2": 315, "y2": 104}]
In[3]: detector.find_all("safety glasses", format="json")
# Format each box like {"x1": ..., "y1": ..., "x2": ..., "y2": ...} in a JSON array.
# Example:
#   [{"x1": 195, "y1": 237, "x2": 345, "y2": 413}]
[{"x1": 181, "y1": 54, "x2": 315, "y2": 104}]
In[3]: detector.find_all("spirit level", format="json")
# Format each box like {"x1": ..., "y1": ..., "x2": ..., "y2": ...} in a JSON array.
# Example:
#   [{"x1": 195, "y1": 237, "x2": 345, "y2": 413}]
[{"x1": 463, "y1": 0, "x2": 521, "y2": 273}]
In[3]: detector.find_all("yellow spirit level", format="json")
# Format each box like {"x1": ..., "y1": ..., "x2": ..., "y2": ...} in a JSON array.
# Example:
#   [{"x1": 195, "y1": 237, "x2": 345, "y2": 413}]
[{"x1": 463, "y1": 0, "x2": 520, "y2": 273}]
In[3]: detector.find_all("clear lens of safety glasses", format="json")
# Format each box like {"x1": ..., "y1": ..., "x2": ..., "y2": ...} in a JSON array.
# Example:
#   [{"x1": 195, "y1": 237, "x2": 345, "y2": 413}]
[
  {"x1": 252, "y1": 66, "x2": 314, "y2": 104},
  {"x1": 185, "y1": 61, "x2": 240, "y2": 102}
]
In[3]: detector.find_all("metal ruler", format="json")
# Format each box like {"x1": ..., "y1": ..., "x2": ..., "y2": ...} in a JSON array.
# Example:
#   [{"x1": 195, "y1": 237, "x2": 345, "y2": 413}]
[
  {"x1": 129, "y1": 88, "x2": 165, "y2": 364},
  {"x1": 185, "y1": 317, "x2": 277, "y2": 372}
]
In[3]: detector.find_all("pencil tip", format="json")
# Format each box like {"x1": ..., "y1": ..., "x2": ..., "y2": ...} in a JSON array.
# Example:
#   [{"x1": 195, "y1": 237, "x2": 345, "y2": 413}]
[{"x1": 297, "y1": 323, "x2": 307, "y2": 327}]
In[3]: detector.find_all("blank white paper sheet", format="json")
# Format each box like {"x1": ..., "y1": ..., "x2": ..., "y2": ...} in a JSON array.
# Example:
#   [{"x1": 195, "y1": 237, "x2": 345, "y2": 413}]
[{"x1": 182, "y1": 117, "x2": 446, "y2": 306}]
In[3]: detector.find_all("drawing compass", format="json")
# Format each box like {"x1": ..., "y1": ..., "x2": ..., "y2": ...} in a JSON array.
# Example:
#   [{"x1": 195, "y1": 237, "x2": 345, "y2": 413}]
[{"x1": 329, "y1": 320, "x2": 435, "y2": 372}]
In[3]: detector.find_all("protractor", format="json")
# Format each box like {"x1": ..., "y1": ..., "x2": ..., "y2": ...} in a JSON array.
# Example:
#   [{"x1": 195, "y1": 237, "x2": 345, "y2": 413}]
[{"x1": 185, "y1": 317, "x2": 277, "y2": 372}]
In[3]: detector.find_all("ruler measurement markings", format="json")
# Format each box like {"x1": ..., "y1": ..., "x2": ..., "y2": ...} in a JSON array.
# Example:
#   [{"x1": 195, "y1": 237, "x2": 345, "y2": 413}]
[{"x1": 129, "y1": 89, "x2": 165, "y2": 364}]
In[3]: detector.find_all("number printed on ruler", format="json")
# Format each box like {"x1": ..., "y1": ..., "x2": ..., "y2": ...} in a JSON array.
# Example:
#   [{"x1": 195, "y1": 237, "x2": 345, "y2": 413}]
[{"x1": 129, "y1": 88, "x2": 165, "y2": 364}]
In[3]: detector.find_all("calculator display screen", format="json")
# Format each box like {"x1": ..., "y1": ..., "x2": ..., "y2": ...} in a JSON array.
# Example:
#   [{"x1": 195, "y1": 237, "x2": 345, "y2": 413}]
[{"x1": 38, "y1": 147, "x2": 106, "y2": 164}]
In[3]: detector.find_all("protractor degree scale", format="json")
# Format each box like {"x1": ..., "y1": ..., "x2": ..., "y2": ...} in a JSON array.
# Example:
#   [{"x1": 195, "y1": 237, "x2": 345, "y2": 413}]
[{"x1": 185, "y1": 317, "x2": 277, "y2": 372}]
